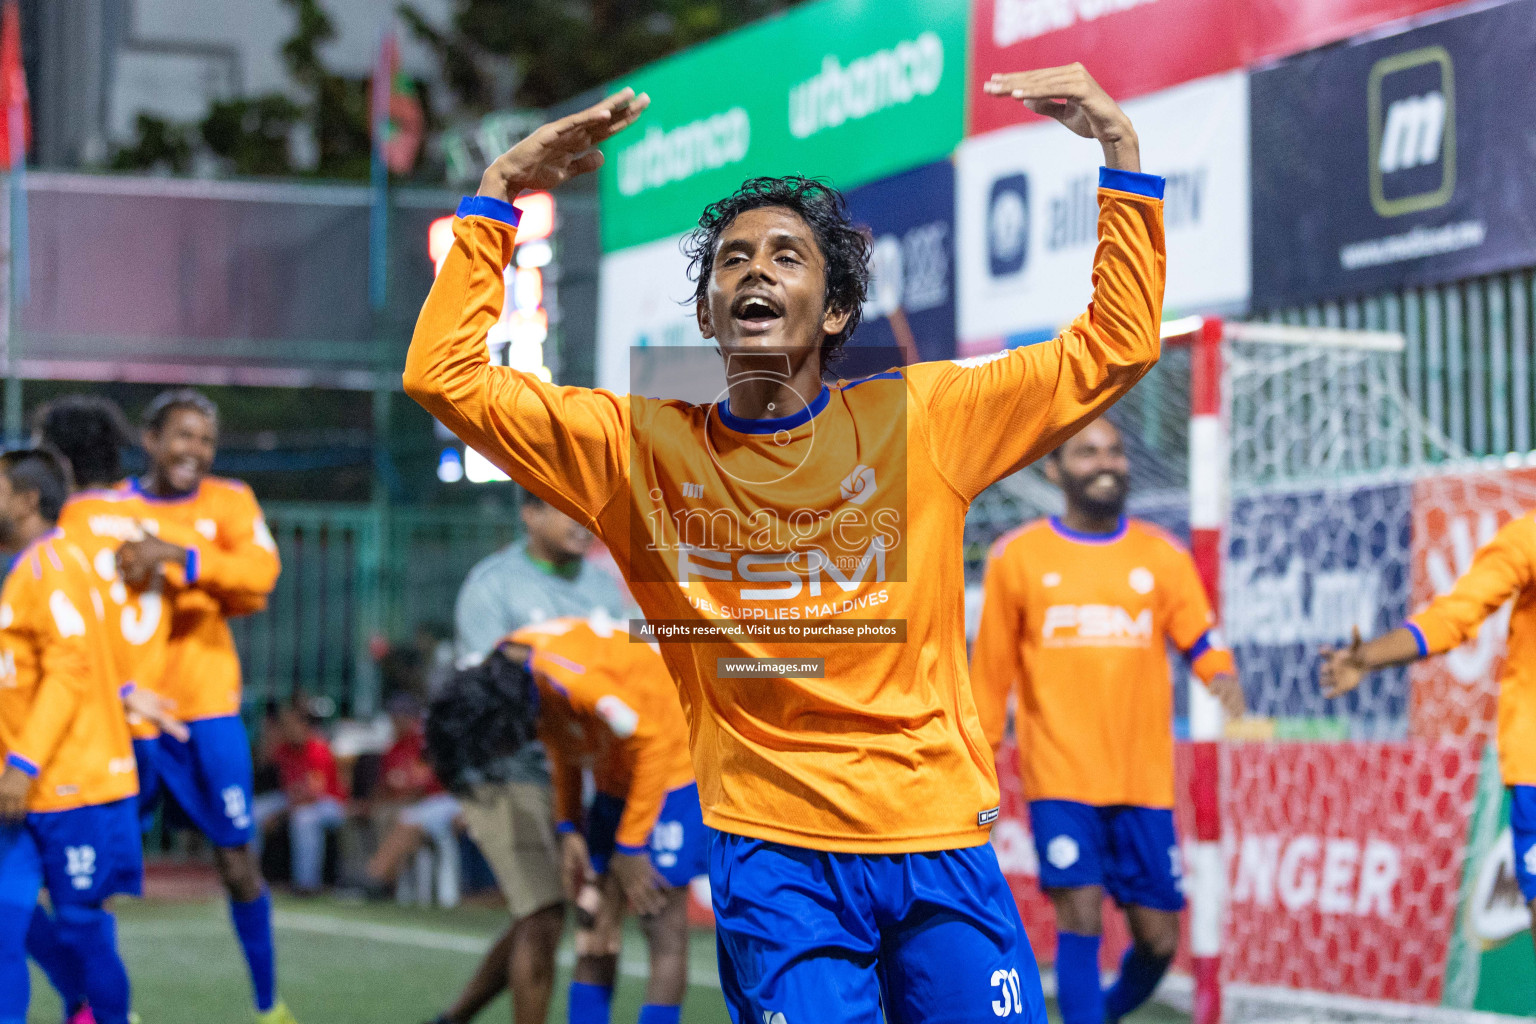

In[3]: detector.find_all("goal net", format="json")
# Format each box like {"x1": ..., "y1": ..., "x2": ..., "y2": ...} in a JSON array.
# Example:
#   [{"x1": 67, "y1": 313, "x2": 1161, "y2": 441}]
[{"x1": 965, "y1": 323, "x2": 1536, "y2": 1018}]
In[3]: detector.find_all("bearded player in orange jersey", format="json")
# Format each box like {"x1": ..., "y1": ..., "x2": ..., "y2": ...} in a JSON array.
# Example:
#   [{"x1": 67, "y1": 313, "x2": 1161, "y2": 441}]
[
  {"x1": 408, "y1": 64, "x2": 1164, "y2": 1024},
  {"x1": 971, "y1": 417, "x2": 1245, "y2": 1024},
  {"x1": 109, "y1": 389, "x2": 291, "y2": 1024}
]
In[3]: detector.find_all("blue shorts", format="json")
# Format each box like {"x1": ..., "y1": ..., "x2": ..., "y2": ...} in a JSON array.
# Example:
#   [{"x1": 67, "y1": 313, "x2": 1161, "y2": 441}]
[
  {"x1": 0, "y1": 798, "x2": 142, "y2": 907},
  {"x1": 1510, "y1": 785, "x2": 1536, "y2": 904},
  {"x1": 710, "y1": 832, "x2": 1045, "y2": 1024},
  {"x1": 1028, "y1": 800, "x2": 1185, "y2": 912},
  {"x1": 133, "y1": 736, "x2": 162, "y2": 831},
  {"x1": 145, "y1": 715, "x2": 255, "y2": 848},
  {"x1": 586, "y1": 782, "x2": 711, "y2": 888}
]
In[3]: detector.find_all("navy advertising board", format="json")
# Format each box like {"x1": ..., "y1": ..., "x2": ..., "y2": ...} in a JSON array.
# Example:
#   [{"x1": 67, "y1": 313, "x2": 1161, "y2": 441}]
[
  {"x1": 1251, "y1": 0, "x2": 1536, "y2": 307},
  {"x1": 844, "y1": 160, "x2": 957, "y2": 365}
]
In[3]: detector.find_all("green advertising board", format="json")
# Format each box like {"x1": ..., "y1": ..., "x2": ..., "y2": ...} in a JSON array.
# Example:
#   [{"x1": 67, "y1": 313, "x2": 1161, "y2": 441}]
[{"x1": 597, "y1": 0, "x2": 969, "y2": 253}]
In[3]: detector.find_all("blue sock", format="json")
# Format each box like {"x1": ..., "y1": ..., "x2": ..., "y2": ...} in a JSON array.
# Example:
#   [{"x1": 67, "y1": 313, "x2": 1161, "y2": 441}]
[
  {"x1": 0, "y1": 902, "x2": 31, "y2": 1024},
  {"x1": 1103, "y1": 944, "x2": 1173, "y2": 1021},
  {"x1": 568, "y1": 981, "x2": 613, "y2": 1024},
  {"x1": 636, "y1": 1006, "x2": 681, "y2": 1024},
  {"x1": 26, "y1": 904, "x2": 85, "y2": 1013},
  {"x1": 1054, "y1": 931, "x2": 1104, "y2": 1024},
  {"x1": 229, "y1": 888, "x2": 277, "y2": 1013},
  {"x1": 53, "y1": 903, "x2": 130, "y2": 1024}
]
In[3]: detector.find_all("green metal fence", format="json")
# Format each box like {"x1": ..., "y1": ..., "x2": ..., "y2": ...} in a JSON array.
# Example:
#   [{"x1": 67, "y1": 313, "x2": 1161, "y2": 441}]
[{"x1": 230, "y1": 502, "x2": 520, "y2": 715}]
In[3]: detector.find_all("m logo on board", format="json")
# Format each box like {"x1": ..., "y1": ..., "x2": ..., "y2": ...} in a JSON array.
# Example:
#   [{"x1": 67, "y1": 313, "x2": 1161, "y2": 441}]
[{"x1": 1369, "y1": 46, "x2": 1455, "y2": 217}]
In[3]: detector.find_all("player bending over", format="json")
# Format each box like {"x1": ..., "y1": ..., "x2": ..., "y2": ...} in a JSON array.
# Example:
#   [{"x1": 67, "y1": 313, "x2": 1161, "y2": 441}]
[
  {"x1": 971, "y1": 417, "x2": 1244, "y2": 1024},
  {"x1": 110, "y1": 389, "x2": 291, "y2": 1024},
  {"x1": 1321, "y1": 510, "x2": 1536, "y2": 970},
  {"x1": 431, "y1": 615, "x2": 706, "y2": 1024},
  {"x1": 0, "y1": 449, "x2": 158, "y2": 1024},
  {"x1": 407, "y1": 63, "x2": 1164, "y2": 1023}
]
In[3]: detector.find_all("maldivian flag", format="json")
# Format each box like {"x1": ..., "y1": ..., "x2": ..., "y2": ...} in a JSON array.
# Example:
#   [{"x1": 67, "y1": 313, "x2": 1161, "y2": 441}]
[
  {"x1": 0, "y1": 0, "x2": 29, "y2": 302},
  {"x1": 370, "y1": 33, "x2": 423, "y2": 176}
]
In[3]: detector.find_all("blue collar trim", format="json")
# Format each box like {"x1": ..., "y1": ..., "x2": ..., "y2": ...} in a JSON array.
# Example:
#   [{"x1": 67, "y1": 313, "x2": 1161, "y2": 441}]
[
  {"x1": 716, "y1": 385, "x2": 830, "y2": 434},
  {"x1": 1049, "y1": 516, "x2": 1128, "y2": 544},
  {"x1": 130, "y1": 478, "x2": 199, "y2": 504}
]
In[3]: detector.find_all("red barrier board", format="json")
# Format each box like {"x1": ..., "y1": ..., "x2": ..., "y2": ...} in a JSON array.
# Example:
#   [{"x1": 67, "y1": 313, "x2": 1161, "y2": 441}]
[{"x1": 968, "y1": 0, "x2": 1465, "y2": 138}]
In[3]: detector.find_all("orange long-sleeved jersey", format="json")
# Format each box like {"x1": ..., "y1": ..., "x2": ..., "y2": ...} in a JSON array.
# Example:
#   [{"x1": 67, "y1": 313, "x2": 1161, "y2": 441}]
[
  {"x1": 58, "y1": 489, "x2": 204, "y2": 738},
  {"x1": 120, "y1": 478, "x2": 281, "y2": 721},
  {"x1": 0, "y1": 532, "x2": 137, "y2": 812},
  {"x1": 1408, "y1": 512, "x2": 1536, "y2": 786},
  {"x1": 405, "y1": 176, "x2": 1165, "y2": 853},
  {"x1": 971, "y1": 517, "x2": 1234, "y2": 808},
  {"x1": 510, "y1": 616, "x2": 693, "y2": 850}
]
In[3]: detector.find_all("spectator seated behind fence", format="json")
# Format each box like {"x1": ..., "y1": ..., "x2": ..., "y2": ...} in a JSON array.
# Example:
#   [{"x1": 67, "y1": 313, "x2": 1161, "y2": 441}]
[
  {"x1": 252, "y1": 701, "x2": 348, "y2": 896},
  {"x1": 364, "y1": 692, "x2": 461, "y2": 890}
]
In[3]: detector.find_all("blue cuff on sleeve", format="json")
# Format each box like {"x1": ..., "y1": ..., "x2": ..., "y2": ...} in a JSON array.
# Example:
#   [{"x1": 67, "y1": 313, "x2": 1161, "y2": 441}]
[
  {"x1": 555, "y1": 820, "x2": 579, "y2": 835},
  {"x1": 119, "y1": 681, "x2": 137, "y2": 699},
  {"x1": 6, "y1": 753, "x2": 38, "y2": 777},
  {"x1": 456, "y1": 195, "x2": 522, "y2": 227},
  {"x1": 1405, "y1": 621, "x2": 1430, "y2": 658},
  {"x1": 184, "y1": 547, "x2": 200, "y2": 583},
  {"x1": 1099, "y1": 167, "x2": 1166, "y2": 200},
  {"x1": 1186, "y1": 631, "x2": 1213, "y2": 663},
  {"x1": 614, "y1": 842, "x2": 647, "y2": 856}
]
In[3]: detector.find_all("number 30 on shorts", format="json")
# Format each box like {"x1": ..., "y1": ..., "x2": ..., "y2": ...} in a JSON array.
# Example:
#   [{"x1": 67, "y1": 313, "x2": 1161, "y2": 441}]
[{"x1": 990, "y1": 968, "x2": 1024, "y2": 1016}]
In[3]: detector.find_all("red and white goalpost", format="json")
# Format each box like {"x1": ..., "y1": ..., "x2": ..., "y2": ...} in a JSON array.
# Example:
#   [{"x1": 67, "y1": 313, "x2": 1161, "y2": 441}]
[{"x1": 1163, "y1": 315, "x2": 1416, "y2": 1024}]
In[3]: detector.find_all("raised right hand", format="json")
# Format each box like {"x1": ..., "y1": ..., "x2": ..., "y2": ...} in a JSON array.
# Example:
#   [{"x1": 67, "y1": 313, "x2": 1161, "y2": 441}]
[{"x1": 479, "y1": 89, "x2": 650, "y2": 202}]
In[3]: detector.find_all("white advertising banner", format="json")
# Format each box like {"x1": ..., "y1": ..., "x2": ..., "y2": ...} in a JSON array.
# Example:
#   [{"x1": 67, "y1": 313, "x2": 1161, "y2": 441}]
[
  {"x1": 957, "y1": 71, "x2": 1250, "y2": 348},
  {"x1": 595, "y1": 233, "x2": 707, "y2": 395}
]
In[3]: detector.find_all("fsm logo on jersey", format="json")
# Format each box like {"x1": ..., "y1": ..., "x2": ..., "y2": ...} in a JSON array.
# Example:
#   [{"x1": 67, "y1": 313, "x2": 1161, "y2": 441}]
[{"x1": 1369, "y1": 46, "x2": 1454, "y2": 217}]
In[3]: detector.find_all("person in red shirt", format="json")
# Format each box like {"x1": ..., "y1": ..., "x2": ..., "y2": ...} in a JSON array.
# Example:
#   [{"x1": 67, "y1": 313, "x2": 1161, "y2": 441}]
[
  {"x1": 365, "y1": 692, "x2": 460, "y2": 892},
  {"x1": 251, "y1": 702, "x2": 346, "y2": 895}
]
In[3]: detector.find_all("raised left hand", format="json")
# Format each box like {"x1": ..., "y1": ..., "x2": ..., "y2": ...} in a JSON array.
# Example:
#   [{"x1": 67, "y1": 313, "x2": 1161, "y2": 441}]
[{"x1": 983, "y1": 64, "x2": 1140, "y2": 171}]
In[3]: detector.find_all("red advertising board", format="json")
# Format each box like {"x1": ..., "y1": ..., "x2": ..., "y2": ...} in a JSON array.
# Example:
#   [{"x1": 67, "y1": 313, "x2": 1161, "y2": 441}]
[
  {"x1": 1408, "y1": 467, "x2": 1536, "y2": 747},
  {"x1": 994, "y1": 739, "x2": 1476, "y2": 1002},
  {"x1": 968, "y1": 0, "x2": 1466, "y2": 138},
  {"x1": 968, "y1": 0, "x2": 1243, "y2": 138}
]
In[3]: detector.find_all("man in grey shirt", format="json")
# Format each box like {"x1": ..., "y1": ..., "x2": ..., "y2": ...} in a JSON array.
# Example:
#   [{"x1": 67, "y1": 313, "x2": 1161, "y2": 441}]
[{"x1": 427, "y1": 493, "x2": 629, "y2": 1024}]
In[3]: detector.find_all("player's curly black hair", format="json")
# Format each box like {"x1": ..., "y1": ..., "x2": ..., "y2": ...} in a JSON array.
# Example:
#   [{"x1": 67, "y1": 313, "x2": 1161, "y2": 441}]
[
  {"x1": 423, "y1": 647, "x2": 542, "y2": 798},
  {"x1": 684, "y1": 176, "x2": 871, "y2": 364},
  {"x1": 32, "y1": 395, "x2": 133, "y2": 489}
]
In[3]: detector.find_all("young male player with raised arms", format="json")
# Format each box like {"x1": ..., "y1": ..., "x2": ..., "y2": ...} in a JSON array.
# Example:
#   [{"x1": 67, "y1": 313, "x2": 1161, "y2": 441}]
[
  {"x1": 407, "y1": 64, "x2": 1164, "y2": 1023},
  {"x1": 971, "y1": 417, "x2": 1245, "y2": 1024},
  {"x1": 109, "y1": 389, "x2": 291, "y2": 1024},
  {"x1": 0, "y1": 449, "x2": 161, "y2": 1024},
  {"x1": 1321, "y1": 511, "x2": 1536, "y2": 971}
]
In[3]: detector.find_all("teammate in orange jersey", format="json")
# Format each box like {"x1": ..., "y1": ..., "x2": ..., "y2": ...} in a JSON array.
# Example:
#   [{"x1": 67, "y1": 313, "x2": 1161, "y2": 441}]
[
  {"x1": 0, "y1": 449, "x2": 149, "y2": 1024},
  {"x1": 109, "y1": 388, "x2": 291, "y2": 1024},
  {"x1": 514, "y1": 616, "x2": 705, "y2": 1024},
  {"x1": 408, "y1": 65, "x2": 1162, "y2": 1023},
  {"x1": 971, "y1": 417, "x2": 1245, "y2": 1024},
  {"x1": 1322, "y1": 511, "x2": 1536, "y2": 966},
  {"x1": 25, "y1": 396, "x2": 192, "y2": 1023}
]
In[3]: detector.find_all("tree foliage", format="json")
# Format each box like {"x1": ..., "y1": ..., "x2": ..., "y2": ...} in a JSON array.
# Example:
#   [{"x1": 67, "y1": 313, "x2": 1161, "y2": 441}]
[
  {"x1": 403, "y1": 0, "x2": 801, "y2": 112},
  {"x1": 108, "y1": 0, "x2": 800, "y2": 179}
]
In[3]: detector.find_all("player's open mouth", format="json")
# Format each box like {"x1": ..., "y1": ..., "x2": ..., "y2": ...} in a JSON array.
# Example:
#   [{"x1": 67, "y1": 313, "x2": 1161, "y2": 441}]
[{"x1": 731, "y1": 294, "x2": 783, "y2": 333}]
